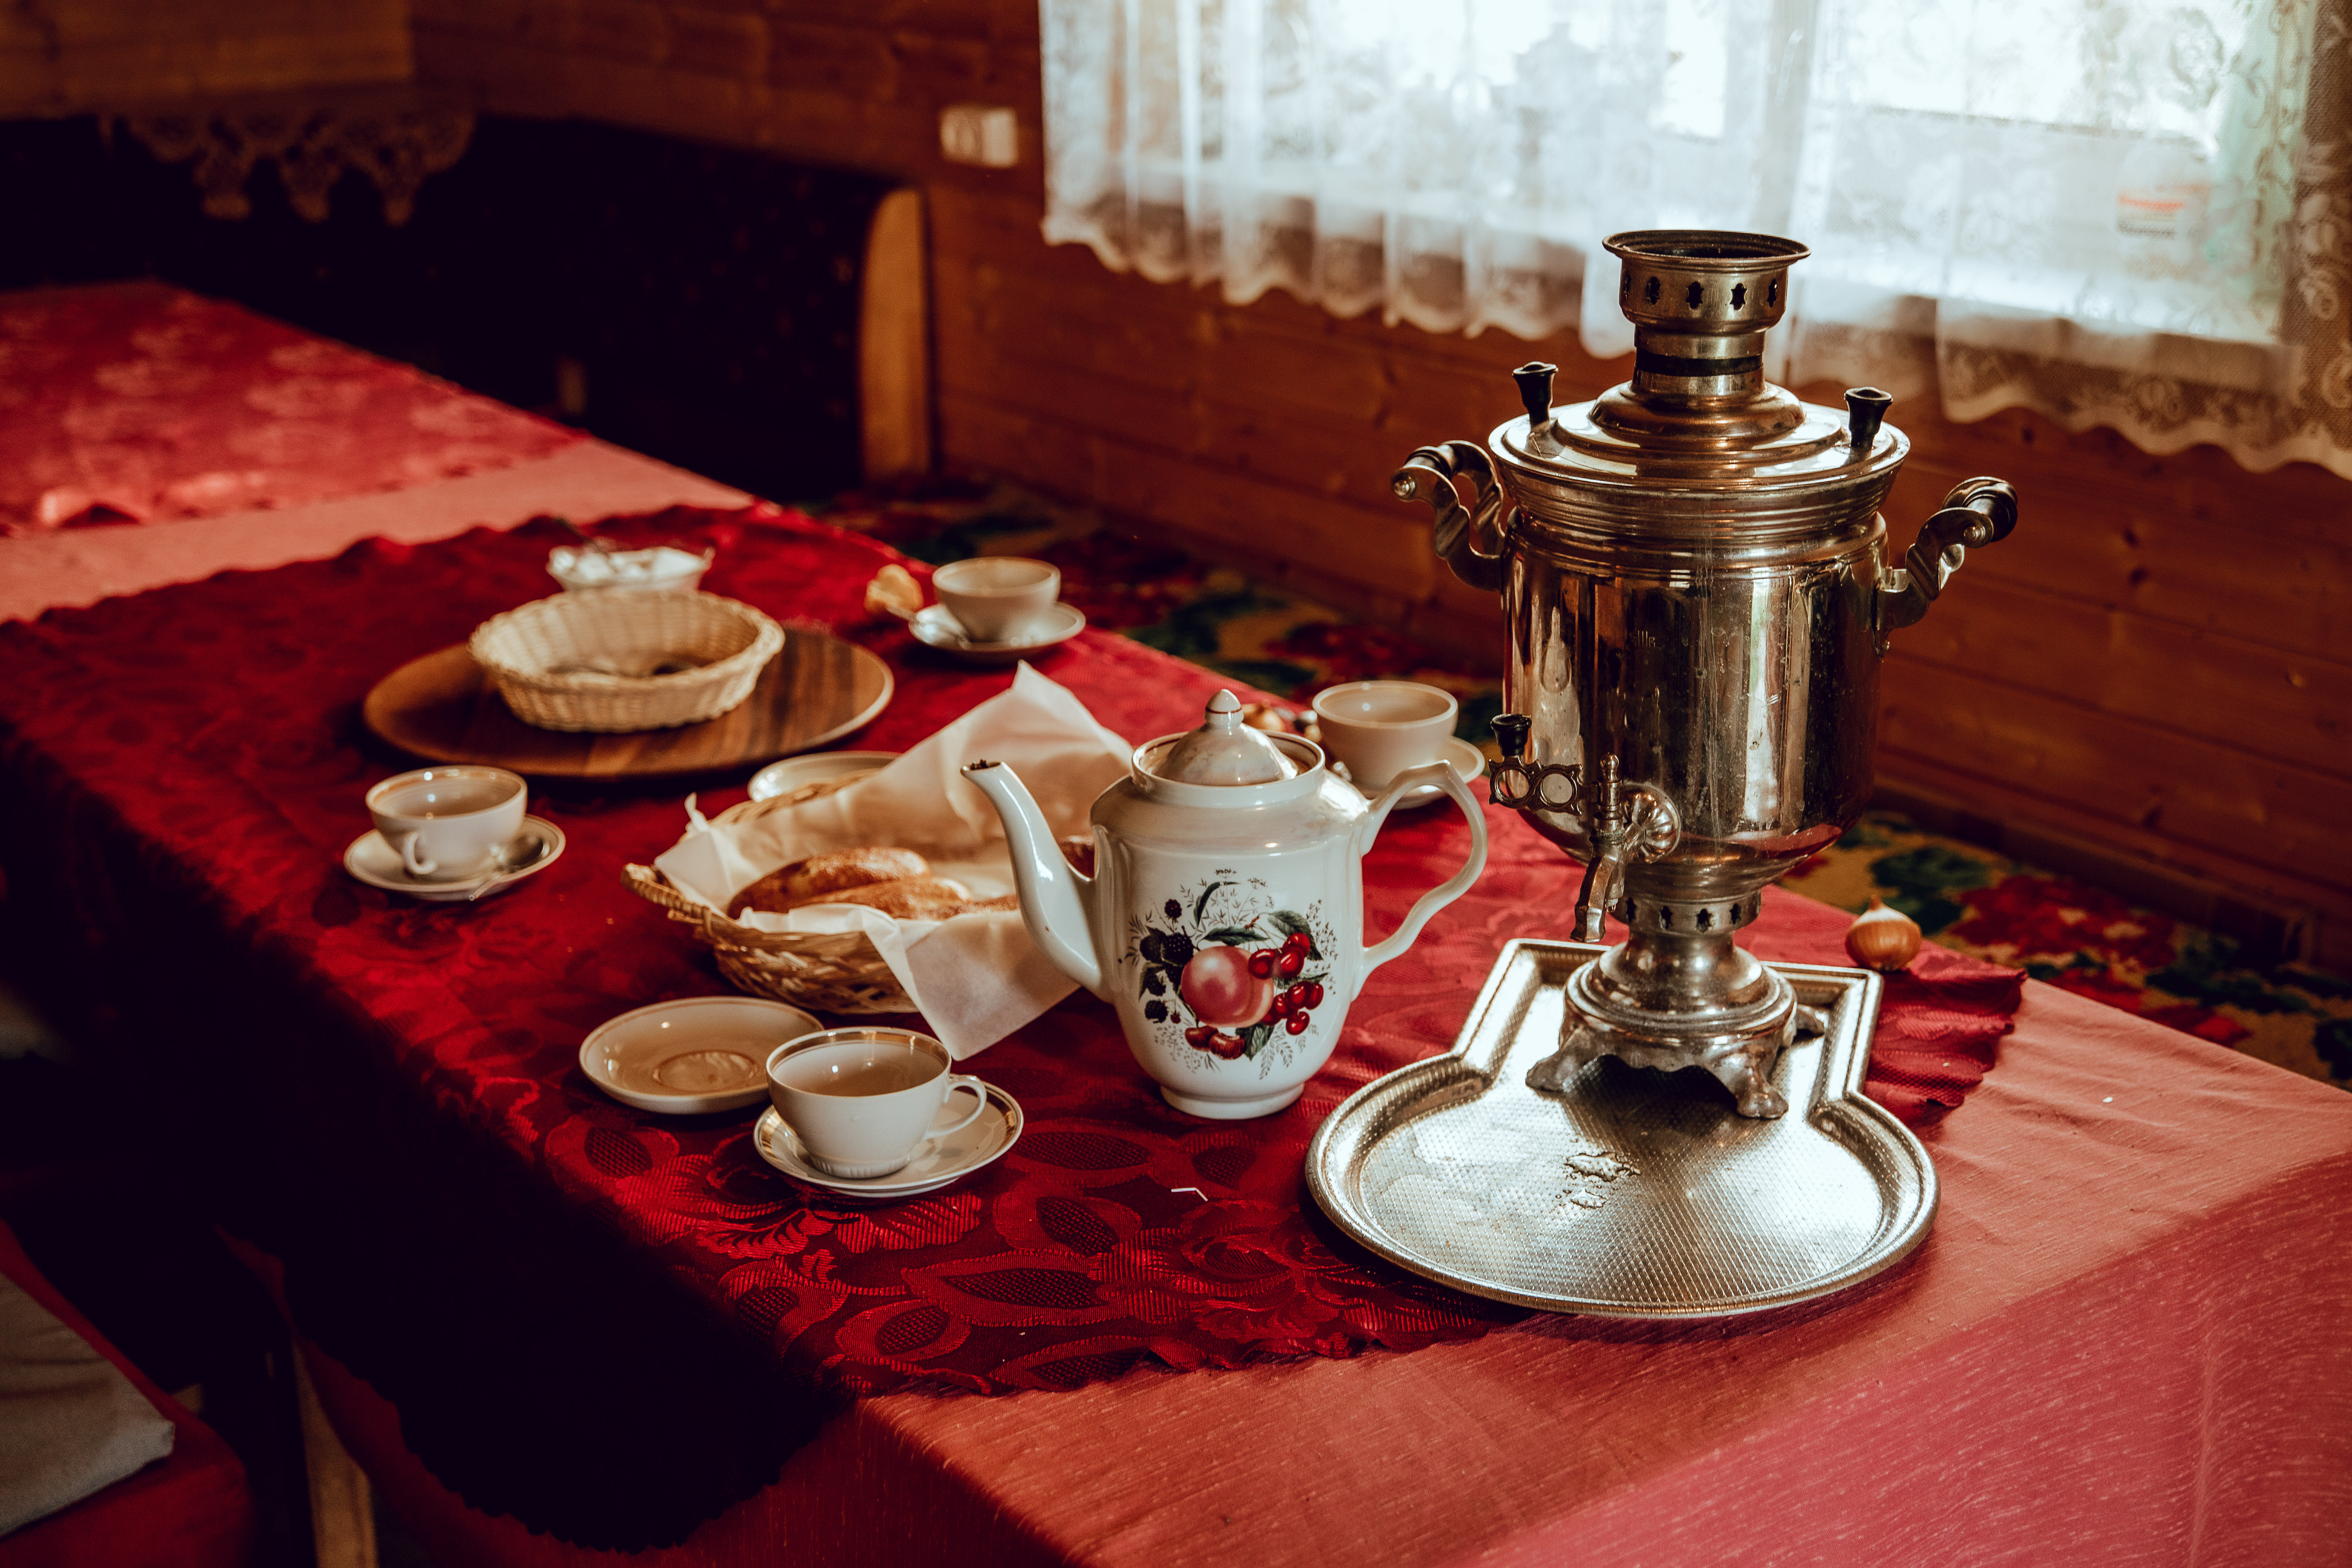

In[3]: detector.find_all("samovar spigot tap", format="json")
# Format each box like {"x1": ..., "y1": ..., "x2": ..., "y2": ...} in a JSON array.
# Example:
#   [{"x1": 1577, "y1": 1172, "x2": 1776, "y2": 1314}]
[
  {"x1": 1573, "y1": 757, "x2": 1629, "y2": 943},
  {"x1": 1490, "y1": 715, "x2": 1681, "y2": 941}
]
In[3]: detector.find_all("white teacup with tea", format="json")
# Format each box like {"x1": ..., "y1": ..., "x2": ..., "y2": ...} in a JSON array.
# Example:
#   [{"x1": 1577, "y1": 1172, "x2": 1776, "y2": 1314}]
[
  {"x1": 932, "y1": 556, "x2": 1061, "y2": 644},
  {"x1": 1310, "y1": 681, "x2": 1459, "y2": 794},
  {"x1": 765, "y1": 1027, "x2": 989, "y2": 1178},
  {"x1": 365, "y1": 766, "x2": 527, "y2": 881}
]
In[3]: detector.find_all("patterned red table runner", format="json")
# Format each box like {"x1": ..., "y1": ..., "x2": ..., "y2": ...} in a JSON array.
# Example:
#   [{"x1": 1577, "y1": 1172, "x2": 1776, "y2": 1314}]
[{"x1": 0, "y1": 507, "x2": 2019, "y2": 1546}]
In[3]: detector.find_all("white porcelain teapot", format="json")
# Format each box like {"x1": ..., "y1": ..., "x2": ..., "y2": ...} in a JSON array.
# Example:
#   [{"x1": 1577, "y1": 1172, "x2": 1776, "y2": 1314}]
[{"x1": 964, "y1": 691, "x2": 1488, "y2": 1118}]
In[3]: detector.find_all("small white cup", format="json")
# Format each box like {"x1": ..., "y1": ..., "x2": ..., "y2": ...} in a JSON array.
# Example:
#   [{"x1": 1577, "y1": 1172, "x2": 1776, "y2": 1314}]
[
  {"x1": 547, "y1": 544, "x2": 712, "y2": 594},
  {"x1": 1310, "y1": 681, "x2": 1459, "y2": 794},
  {"x1": 765, "y1": 1028, "x2": 988, "y2": 1179},
  {"x1": 365, "y1": 766, "x2": 527, "y2": 882},
  {"x1": 932, "y1": 556, "x2": 1060, "y2": 644}
]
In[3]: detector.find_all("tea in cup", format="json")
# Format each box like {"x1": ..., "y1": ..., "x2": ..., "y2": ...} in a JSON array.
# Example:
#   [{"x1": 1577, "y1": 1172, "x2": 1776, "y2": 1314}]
[
  {"x1": 932, "y1": 556, "x2": 1061, "y2": 644},
  {"x1": 365, "y1": 766, "x2": 527, "y2": 882},
  {"x1": 765, "y1": 1027, "x2": 988, "y2": 1178},
  {"x1": 1310, "y1": 681, "x2": 1459, "y2": 794}
]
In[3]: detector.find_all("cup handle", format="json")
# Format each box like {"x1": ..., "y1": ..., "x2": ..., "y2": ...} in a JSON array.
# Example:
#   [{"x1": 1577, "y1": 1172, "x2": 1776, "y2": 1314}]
[
  {"x1": 395, "y1": 830, "x2": 437, "y2": 878},
  {"x1": 1359, "y1": 759, "x2": 1490, "y2": 976},
  {"x1": 931, "y1": 1076, "x2": 990, "y2": 1140}
]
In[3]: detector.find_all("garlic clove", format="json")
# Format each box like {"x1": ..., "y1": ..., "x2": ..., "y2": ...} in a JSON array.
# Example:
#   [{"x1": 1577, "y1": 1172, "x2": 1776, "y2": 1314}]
[{"x1": 1844, "y1": 896, "x2": 1922, "y2": 972}]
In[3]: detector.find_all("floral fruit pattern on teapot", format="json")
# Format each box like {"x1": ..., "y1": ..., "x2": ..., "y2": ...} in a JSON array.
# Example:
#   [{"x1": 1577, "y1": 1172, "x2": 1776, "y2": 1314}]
[{"x1": 1128, "y1": 876, "x2": 1333, "y2": 1070}]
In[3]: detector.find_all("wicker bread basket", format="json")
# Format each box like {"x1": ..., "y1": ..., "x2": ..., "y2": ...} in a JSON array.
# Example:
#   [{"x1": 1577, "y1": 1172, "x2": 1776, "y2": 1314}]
[
  {"x1": 624, "y1": 781, "x2": 916, "y2": 1014},
  {"x1": 470, "y1": 590, "x2": 784, "y2": 733}
]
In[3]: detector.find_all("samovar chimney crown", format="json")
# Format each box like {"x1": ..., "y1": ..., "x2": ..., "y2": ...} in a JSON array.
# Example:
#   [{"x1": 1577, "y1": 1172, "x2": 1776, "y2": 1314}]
[{"x1": 1590, "y1": 230, "x2": 1811, "y2": 449}]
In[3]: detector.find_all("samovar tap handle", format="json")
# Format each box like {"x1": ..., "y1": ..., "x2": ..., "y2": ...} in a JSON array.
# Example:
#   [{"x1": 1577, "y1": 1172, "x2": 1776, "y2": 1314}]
[
  {"x1": 1393, "y1": 441, "x2": 1506, "y2": 593},
  {"x1": 1874, "y1": 476, "x2": 2021, "y2": 648},
  {"x1": 1488, "y1": 713, "x2": 1580, "y2": 811}
]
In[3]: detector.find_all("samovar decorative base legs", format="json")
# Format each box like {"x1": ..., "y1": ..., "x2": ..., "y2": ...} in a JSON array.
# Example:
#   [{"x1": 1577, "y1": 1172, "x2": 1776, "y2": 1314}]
[
  {"x1": 1525, "y1": 917, "x2": 1828, "y2": 1119},
  {"x1": 1526, "y1": 1004, "x2": 1831, "y2": 1119}
]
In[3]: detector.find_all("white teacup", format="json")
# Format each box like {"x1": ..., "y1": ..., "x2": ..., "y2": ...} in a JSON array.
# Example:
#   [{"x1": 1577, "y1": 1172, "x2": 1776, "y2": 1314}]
[
  {"x1": 1310, "y1": 681, "x2": 1460, "y2": 793},
  {"x1": 765, "y1": 1028, "x2": 988, "y2": 1179},
  {"x1": 365, "y1": 766, "x2": 527, "y2": 882},
  {"x1": 932, "y1": 556, "x2": 1060, "y2": 644}
]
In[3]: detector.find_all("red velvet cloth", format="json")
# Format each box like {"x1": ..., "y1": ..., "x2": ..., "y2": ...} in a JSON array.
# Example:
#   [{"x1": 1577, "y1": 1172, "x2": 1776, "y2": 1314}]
[
  {"x1": 0, "y1": 282, "x2": 581, "y2": 535},
  {"x1": 0, "y1": 1224, "x2": 254, "y2": 1568},
  {"x1": 0, "y1": 506, "x2": 2018, "y2": 1547}
]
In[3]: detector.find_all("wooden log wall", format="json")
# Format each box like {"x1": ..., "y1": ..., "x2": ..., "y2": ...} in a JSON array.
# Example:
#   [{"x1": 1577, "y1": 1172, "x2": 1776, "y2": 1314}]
[
  {"x1": 426, "y1": 1, "x2": 2352, "y2": 965},
  {"x1": 0, "y1": 0, "x2": 412, "y2": 115}
]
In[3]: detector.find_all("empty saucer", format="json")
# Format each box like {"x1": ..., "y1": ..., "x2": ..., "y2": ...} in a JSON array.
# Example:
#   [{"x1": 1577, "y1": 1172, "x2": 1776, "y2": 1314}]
[
  {"x1": 343, "y1": 816, "x2": 566, "y2": 901},
  {"x1": 909, "y1": 603, "x2": 1085, "y2": 664},
  {"x1": 581, "y1": 996, "x2": 823, "y2": 1115},
  {"x1": 752, "y1": 1083, "x2": 1023, "y2": 1197},
  {"x1": 747, "y1": 749, "x2": 901, "y2": 803},
  {"x1": 1363, "y1": 736, "x2": 1488, "y2": 810}
]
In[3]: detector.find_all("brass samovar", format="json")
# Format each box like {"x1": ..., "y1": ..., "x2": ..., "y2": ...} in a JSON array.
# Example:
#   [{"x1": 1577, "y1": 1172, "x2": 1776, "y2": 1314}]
[{"x1": 1393, "y1": 231, "x2": 2017, "y2": 1119}]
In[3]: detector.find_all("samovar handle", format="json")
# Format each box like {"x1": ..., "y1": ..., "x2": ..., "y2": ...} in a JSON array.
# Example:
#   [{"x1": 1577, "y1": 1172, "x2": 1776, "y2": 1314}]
[
  {"x1": 1392, "y1": 441, "x2": 1506, "y2": 592},
  {"x1": 1875, "y1": 474, "x2": 2021, "y2": 650}
]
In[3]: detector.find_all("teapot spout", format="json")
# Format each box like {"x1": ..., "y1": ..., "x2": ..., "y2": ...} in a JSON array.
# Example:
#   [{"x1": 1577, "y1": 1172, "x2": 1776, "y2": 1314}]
[{"x1": 961, "y1": 760, "x2": 1104, "y2": 997}]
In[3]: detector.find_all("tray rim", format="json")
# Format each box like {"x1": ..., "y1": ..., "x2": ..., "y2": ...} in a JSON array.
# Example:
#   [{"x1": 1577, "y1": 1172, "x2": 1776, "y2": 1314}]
[
  {"x1": 1306, "y1": 938, "x2": 1938, "y2": 1319},
  {"x1": 360, "y1": 629, "x2": 893, "y2": 779}
]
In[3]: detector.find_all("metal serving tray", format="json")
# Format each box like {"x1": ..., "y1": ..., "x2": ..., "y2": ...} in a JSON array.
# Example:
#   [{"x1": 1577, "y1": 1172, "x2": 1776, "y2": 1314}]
[{"x1": 1307, "y1": 940, "x2": 1935, "y2": 1318}]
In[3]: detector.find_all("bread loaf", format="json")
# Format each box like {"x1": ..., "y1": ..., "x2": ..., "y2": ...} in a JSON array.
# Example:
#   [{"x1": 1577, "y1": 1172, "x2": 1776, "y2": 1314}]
[
  {"x1": 728, "y1": 847, "x2": 1014, "y2": 922},
  {"x1": 781, "y1": 846, "x2": 931, "y2": 899},
  {"x1": 806, "y1": 876, "x2": 978, "y2": 922}
]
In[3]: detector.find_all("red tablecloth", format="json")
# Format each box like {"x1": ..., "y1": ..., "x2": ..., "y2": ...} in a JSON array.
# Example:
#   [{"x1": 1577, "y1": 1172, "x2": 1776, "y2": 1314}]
[
  {"x1": 0, "y1": 503, "x2": 2019, "y2": 1540},
  {"x1": 1, "y1": 508, "x2": 2345, "y2": 1565}
]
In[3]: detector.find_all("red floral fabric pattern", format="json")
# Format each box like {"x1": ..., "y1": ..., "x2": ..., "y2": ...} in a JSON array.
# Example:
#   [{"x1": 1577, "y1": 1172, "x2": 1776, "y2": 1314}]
[
  {"x1": 0, "y1": 507, "x2": 2021, "y2": 1545},
  {"x1": 0, "y1": 282, "x2": 581, "y2": 534}
]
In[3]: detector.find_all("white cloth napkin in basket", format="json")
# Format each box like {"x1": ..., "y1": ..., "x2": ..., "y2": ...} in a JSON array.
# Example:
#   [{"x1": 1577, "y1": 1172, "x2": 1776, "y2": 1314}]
[{"x1": 653, "y1": 664, "x2": 1132, "y2": 1055}]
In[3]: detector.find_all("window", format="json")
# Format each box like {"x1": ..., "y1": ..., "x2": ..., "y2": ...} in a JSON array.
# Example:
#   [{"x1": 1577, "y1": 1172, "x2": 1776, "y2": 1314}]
[{"x1": 1042, "y1": 0, "x2": 2351, "y2": 475}]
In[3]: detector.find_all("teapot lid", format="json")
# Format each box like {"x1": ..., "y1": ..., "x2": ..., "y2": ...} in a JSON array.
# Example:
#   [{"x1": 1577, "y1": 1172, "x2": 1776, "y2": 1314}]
[{"x1": 1147, "y1": 691, "x2": 1299, "y2": 785}]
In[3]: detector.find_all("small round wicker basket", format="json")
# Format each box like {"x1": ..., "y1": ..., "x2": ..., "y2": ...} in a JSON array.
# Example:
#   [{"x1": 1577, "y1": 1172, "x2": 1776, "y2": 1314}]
[
  {"x1": 470, "y1": 590, "x2": 783, "y2": 733},
  {"x1": 624, "y1": 782, "x2": 915, "y2": 1014}
]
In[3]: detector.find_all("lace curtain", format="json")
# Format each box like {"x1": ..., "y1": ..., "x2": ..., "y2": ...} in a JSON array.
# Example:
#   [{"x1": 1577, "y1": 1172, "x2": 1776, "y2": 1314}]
[{"x1": 1041, "y1": 0, "x2": 2352, "y2": 478}]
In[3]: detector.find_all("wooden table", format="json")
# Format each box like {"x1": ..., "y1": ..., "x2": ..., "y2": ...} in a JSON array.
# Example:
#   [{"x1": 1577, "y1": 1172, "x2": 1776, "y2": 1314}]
[{"x1": 4, "y1": 285, "x2": 2346, "y2": 1568}]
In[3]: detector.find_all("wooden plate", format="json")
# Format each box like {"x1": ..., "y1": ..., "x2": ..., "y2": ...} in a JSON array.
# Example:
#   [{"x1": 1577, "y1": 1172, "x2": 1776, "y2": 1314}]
[{"x1": 362, "y1": 631, "x2": 894, "y2": 779}]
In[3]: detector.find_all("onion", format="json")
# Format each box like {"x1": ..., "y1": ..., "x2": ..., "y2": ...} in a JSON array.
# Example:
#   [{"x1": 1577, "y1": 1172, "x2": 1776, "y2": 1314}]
[{"x1": 1844, "y1": 896, "x2": 1923, "y2": 972}]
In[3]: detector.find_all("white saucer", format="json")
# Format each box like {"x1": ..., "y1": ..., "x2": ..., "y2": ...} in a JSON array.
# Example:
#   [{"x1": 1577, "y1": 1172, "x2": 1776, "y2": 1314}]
[
  {"x1": 342, "y1": 816, "x2": 566, "y2": 901},
  {"x1": 580, "y1": 995, "x2": 823, "y2": 1115},
  {"x1": 747, "y1": 749, "x2": 901, "y2": 803},
  {"x1": 910, "y1": 602, "x2": 1086, "y2": 664},
  {"x1": 752, "y1": 1083, "x2": 1024, "y2": 1197},
  {"x1": 1362, "y1": 736, "x2": 1488, "y2": 810}
]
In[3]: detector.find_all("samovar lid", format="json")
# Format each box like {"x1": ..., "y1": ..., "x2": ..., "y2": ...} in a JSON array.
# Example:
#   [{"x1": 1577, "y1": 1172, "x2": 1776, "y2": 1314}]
[
  {"x1": 1499, "y1": 230, "x2": 1905, "y2": 494},
  {"x1": 1147, "y1": 690, "x2": 1301, "y2": 785}
]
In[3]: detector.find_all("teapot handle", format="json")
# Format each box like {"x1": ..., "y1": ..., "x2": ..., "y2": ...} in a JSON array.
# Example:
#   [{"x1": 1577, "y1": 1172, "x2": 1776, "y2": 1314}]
[{"x1": 1359, "y1": 760, "x2": 1490, "y2": 976}]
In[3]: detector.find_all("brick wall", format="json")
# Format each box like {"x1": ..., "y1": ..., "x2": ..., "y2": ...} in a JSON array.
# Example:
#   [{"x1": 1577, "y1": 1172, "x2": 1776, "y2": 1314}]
[{"x1": 392, "y1": 0, "x2": 2352, "y2": 961}]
